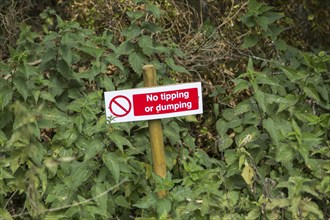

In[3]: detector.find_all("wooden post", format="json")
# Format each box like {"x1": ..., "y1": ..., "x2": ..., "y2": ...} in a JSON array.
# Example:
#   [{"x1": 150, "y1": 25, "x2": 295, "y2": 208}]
[{"x1": 143, "y1": 64, "x2": 167, "y2": 198}]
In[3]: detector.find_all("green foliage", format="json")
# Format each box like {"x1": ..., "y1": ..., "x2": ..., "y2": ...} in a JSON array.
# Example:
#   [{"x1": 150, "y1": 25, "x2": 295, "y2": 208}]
[
  {"x1": 211, "y1": 2, "x2": 330, "y2": 218},
  {"x1": 0, "y1": 1, "x2": 190, "y2": 219},
  {"x1": 240, "y1": 0, "x2": 285, "y2": 49},
  {"x1": 0, "y1": 0, "x2": 329, "y2": 219}
]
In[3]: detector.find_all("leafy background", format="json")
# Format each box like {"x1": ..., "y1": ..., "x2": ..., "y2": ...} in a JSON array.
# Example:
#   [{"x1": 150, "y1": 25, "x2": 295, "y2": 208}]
[{"x1": 0, "y1": 0, "x2": 329, "y2": 219}]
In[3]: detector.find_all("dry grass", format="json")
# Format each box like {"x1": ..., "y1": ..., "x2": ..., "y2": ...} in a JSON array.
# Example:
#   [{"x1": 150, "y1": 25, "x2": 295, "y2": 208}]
[{"x1": 0, "y1": 0, "x2": 33, "y2": 59}]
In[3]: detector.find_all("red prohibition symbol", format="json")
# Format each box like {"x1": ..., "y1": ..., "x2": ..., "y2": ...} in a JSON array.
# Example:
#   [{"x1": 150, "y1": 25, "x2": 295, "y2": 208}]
[{"x1": 109, "y1": 95, "x2": 132, "y2": 117}]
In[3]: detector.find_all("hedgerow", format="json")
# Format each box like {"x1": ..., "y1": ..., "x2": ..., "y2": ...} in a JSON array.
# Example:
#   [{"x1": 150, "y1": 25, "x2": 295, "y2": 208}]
[{"x1": 0, "y1": 0, "x2": 329, "y2": 219}]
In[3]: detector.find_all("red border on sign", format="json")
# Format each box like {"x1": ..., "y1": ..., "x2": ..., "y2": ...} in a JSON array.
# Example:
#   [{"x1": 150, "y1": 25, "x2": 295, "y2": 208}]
[{"x1": 109, "y1": 95, "x2": 132, "y2": 117}]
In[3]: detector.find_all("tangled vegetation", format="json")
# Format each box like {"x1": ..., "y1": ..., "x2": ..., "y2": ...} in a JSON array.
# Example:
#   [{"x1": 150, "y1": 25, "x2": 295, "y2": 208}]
[{"x1": 0, "y1": 0, "x2": 329, "y2": 219}]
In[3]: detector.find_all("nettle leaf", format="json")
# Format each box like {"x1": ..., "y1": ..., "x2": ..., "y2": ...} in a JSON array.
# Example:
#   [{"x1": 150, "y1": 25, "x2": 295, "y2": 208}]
[
  {"x1": 102, "y1": 152, "x2": 120, "y2": 183},
  {"x1": 23, "y1": 62, "x2": 39, "y2": 77},
  {"x1": 183, "y1": 132, "x2": 196, "y2": 150},
  {"x1": 163, "y1": 121, "x2": 182, "y2": 145},
  {"x1": 133, "y1": 193, "x2": 157, "y2": 209},
  {"x1": 40, "y1": 46, "x2": 56, "y2": 69},
  {"x1": 46, "y1": 77, "x2": 65, "y2": 98},
  {"x1": 279, "y1": 66, "x2": 307, "y2": 82},
  {"x1": 0, "y1": 81, "x2": 13, "y2": 109},
  {"x1": 317, "y1": 86, "x2": 329, "y2": 106},
  {"x1": 274, "y1": 39, "x2": 289, "y2": 51},
  {"x1": 255, "y1": 73, "x2": 280, "y2": 87},
  {"x1": 225, "y1": 149, "x2": 239, "y2": 166},
  {"x1": 91, "y1": 183, "x2": 108, "y2": 215},
  {"x1": 0, "y1": 167, "x2": 13, "y2": 179},
  {"x1": 222, "y1": 108, "x2": 236, "y2": 121},
  {"x1": 218, "y1": 134, "x2": 233, "y2": 151},
  {"x1": 126, "y1": 11, "x2": 144, "y2": 22},
  {"x1": 0, "y1": 62, "x2": 11, "y2": 74},
  {"x1": 84, "y1": 139, "x2": 105, "y2": 161},
  {"x1": 40, "y1": 107, "x2": 71, "y2": 127},
  {"x1": 122, "y1": 24, "x2": 142, "y2": 40},
  {"x1": 75, "y1": 63, "x2": 103, "y2": 80},
  {"x1": 59, "y1": 45, "x2": 72, "y2": 64},
  {"x1": 247, "y1": 0, "x2": 264, "y2": 12},
  {"x1": 303, "y1": 84, "x2": 321, "y2": 103},
  {"x1": 165, "y1": 57, "x2": 189, "y2": 74},
  {"x1": 297, "y1": 143, "x2": 309, "y2": 163},
  {"x1": 74, "y1": 115, "x2": 83, "y2": 133},
  {"x1": 83, "y1": 206, "x2": 106, "y2": 219},
  {"x1": 105, "y1": 54, "x2": 125, "y2": 71},
  {"x1": 57, "y1": 59, "x2": 74, "y2": 79},
  {"x1": 264, "y1": 12, "x2": 284, "y2": 24},
  {"x1": 225, "y1": 191, "x2": 239, "y2": 207},
  {"x1": 157, "y1": 198, "x2": 171, "y2": 218},
  {"x1": 116, "y1": 41, "x2": 135, "y2": 56},
  {"x1": 146, "y1": 4, "x2": 162, "y2": 19},
  {"x1": 302, "y1": 133, "x2": 322, "y2": 148},
  {"x1": 265, "y1": 93, "x2": 284, "y2": 105},
  {"x1": 216, "y1": 118, "x2": 228, "y2": 136},
  {"x1": 29, "y1": 142, "x2": 45, "y2": 166},
  {"x1": 303, "y1": 200, "x2": 324, "y2": 219},
  {"x1": 291, "y1": 119, "x2": 301, "y2": 137},
  {"x1": 246, "y1": 208, "x2": 260, "y2": 220},
  {"x1": 32, "y1": 90, "x2": 40, "y2": 104},
  {"x1": 277, "y1": 94, "x2": 298, "y2": 114},
  {"x1": 138, "y1": 35, "x2": 154, "y2": 56},
  {"x1": 13, "y1": 76, "x2": 29, "y2": 101},
  {"x1": 276, "y1": 143, "x2": 294, "y2": 165},
  {"x1": 153, "y1": 45, "x2": 170, "y2": 55},
  {"x1": 256, "y1": 16, "x2": 271, "y2": 31},
  {"x1": 254, "y1": 89, "x2": 267, "y2": 113},
  {"x1": 258, "y1": 4, "x2": 273, "y2": 14},
  {"x1": 109, "y1": 132, "x2": 133, "y2": 152},
  {"x1": 141, "y1": 21, "x2": 163, "y2": 33},
  {"x1": 241, "y1": 34, "x2": 259, "y2": 49},
  {"x1": 295, "y1": 112, "x2": 319, "y2": 125},
  {"x1": 65, "y1": 206, "x2": 80, "y2": 218},
  {"x1": 263, "y1": 118, "x2": 280, "y2": 145},
  {"x1": 64, "y1": 161, "x2": 95, "y2": 190},
  {"x1": 242, "y1": 110, "x2": 261, "y2": 126},
  {"x1": 40, "y1": 91, "x2": 56, "y2": 103},
  {"x1": 128, "y1": 52, "x2": 146, "y2": 75},
  {"x1": 79, "y1": 45, "x2": 104, "y2": 60},
  {"x1": 234, "y1": 100, "x2": 250, "y2": 116},
  {"x1": 67, "y1": 97, "x2": 88, "y2": 113},
  {"x1": 240, "y1": 15, "x2": 256, "y2": 28},
  {"x1": 114, "y1": 195, "x2": 130, "y2": 208},
  {"x1": 233, "y1": 79, "x2": 251, "y2": 93},
  {"x1": 266, "y1": 198, "x2": 290, "y2": 209},
  {"x1": 246, "y1": 57, "x2": 255, "y2": 74},
  {"x1": 319, "y1": 113, "x2": 330, "y2": 128},
  {"x1": 98, "y1": 75, "x2": 115, "y2": 91},
  {"x1": 267, "y1": 24, "x2": 285, "y2": 40}
]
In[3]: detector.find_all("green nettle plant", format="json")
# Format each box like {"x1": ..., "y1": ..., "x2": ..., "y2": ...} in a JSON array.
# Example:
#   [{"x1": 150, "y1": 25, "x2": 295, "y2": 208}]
[
  {"x1": 0, "y1": 1, "x2": 191, "y2": 219},
  {"x1": 0, "y1": 0, "x2": 329, "y2": 219},
  {"x1": 214, "y1": 0, "x2": 330, "y2": 219}
]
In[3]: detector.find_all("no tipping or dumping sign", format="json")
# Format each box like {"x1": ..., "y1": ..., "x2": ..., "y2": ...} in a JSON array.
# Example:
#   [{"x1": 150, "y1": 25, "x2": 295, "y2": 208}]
[{"x1": 104, "y1": 82, "x2": 203, "y2": 123}]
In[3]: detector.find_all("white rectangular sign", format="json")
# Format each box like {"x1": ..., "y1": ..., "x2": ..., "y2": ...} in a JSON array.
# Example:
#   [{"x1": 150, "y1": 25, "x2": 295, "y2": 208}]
[{"x1": 104, "y1": 82, "x2": 203, "y2": 123}]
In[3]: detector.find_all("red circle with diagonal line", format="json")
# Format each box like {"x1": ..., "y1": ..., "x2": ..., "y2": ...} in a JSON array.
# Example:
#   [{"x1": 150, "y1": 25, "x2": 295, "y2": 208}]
[{"x1": 109, "y1": 95, "x2": 132, "y2": 117}]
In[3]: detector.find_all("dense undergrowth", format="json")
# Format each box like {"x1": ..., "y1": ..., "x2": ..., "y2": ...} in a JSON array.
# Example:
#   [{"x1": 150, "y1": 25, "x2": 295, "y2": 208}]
[{"x1": 0, "y1": 0, "x2": 329, "y2": 219}]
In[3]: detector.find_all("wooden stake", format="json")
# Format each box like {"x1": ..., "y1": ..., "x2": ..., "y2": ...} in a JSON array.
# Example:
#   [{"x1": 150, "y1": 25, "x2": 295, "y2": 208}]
[{"x1": 143, "y1": 64, "x2": 167, "y2": 198}]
